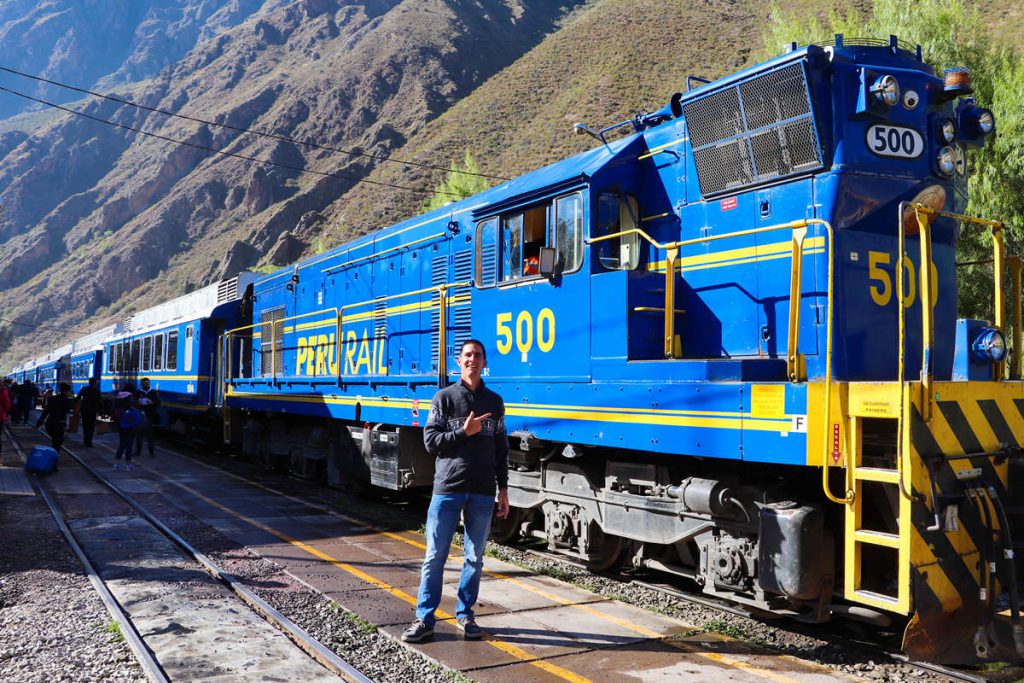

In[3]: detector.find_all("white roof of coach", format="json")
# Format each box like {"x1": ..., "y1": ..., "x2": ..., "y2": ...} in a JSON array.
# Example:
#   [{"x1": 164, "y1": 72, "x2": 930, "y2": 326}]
[
  {"x1": 71, "y1": 324, "x2": 120, "y2": 354},
  {"x1": 115, "y1": 273, "x2": 258, "y2": 339}
]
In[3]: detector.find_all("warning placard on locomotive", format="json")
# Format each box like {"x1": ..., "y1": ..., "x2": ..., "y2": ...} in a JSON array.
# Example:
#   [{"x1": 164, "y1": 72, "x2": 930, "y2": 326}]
[{"x1": 750, "y1": 385, "x2": 785, "y2": 418}]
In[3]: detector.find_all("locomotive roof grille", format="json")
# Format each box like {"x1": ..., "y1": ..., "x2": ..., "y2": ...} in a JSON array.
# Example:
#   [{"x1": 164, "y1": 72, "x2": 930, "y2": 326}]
[
  {"x1": 684, "y1": 63, "x2": 823, "y2": 197},
  {"x1": 811, "y1": 36, "x2": 922, "y2": 61}
]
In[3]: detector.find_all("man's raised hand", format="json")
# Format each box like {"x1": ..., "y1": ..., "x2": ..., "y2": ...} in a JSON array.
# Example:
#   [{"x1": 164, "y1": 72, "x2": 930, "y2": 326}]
[{"x1": 462, "y1": 411, "x2": 492, "y2": 436}]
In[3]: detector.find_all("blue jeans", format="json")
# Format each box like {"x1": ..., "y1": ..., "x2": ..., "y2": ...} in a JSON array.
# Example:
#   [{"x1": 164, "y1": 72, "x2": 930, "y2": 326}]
[{"x1": 415, "y1": 493, "x2": 494, "y2": 626}]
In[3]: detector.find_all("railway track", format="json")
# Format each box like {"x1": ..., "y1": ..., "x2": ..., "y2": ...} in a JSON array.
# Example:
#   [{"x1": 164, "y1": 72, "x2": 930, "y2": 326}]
[
  {"x1": 137, "y1": 432, "x2": 1009, "y2": 682},
  {"x1": 7, "y1": 426, "x2": 371, "y2": 683}
]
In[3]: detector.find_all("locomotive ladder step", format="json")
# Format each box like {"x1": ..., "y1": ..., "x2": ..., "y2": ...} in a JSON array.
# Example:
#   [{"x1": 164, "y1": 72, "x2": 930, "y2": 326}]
[
  {"x1": 853, "y1": 529, "x2": 900, "y2": 548},
  {"x1": 845, "y1": 411, "x2": 912, "y2": 614},
  {"x1": 851, "y1": 589, "x2": 901, "y2": 606},
  {"x1": 854, "y1": 467, "x2": 900, "y2": 484}
]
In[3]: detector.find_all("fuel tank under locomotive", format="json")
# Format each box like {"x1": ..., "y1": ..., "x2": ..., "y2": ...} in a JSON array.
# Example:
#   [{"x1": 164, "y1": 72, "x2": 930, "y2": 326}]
[{"x1": 506, "y1": 452, "x2": 835, "y2": 619}]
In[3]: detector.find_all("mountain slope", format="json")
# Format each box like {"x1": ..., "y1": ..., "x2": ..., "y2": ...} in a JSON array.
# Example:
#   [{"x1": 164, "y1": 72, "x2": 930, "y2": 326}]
[
  {"x1": 0, "y1": 0, "x2": 579, "y2": 365},
  {"x1": 0, "y1": 0, "x2": 1019, "y2": 367}
]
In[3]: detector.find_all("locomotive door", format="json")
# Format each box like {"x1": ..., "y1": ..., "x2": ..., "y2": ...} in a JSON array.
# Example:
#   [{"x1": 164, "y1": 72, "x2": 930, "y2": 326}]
[{"x1": 471, "y1": 191, "x2": 591, "y2": 383}]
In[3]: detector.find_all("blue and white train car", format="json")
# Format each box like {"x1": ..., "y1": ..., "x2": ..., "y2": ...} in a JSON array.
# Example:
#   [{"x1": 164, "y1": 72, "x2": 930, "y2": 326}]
[
  {"x1": 69, "y1": 325, "x2": 117, "y2": 394},
  {"x1": 35, "y1": 344, "x2": 73, "y2": 395},
  {"x1": 101, "y1": 273, "x2": 257, "y2": 430}
]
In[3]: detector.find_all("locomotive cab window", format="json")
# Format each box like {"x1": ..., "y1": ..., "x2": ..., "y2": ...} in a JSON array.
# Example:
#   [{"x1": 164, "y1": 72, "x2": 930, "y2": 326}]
[
  {"x1": 594, "y1": 192, "x2": 641, "y2": 271},
  {"x1": 476, "y1": 191, "x2": 583, "y2": 287}
]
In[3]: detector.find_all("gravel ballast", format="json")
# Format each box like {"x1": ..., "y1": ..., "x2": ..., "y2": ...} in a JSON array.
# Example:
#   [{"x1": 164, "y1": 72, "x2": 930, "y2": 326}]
[{"x1": 0, "y1": 487, "x2": 144, "y2": 683}]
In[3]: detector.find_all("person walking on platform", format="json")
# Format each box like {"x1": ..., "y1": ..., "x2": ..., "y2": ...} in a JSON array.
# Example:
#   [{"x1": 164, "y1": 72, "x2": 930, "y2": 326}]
[
  {"x1": 20, "y1": 380, "x2": 37, "y2": 425},
  {"x1": 0, "y1": 379, "x2": 12, "y2": 458},
  {"x1": 112, "y1": 390, "x2": 142, "y2": 471},
  {"x1": 36, "y1": 383, "x2": 73, "y2": 453},
  {"x1": 402, "y1": 340, "x2": 510, "y2": 643},
  {"x1": 76, "y1": 378, "x2": 101, "y2": 447},
  {"x1": 135, "y1": 378, "x2": 161, "y2": 457}
]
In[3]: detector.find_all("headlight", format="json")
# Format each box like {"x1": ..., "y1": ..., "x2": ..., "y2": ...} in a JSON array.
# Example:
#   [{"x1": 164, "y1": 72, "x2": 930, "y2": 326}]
[
  {"x1": 961, "y1": 106, "x2": 996, "y2": 139},
  {"x1": 972, "y1": 327, "x2": 1007, "y2": 363},
  {"x1": 871, "y1": 75, "x2": 900, "y2": 107},
  {"x1": 937, "y1": 146, "x2": 956, "y2": 176},
  {"x1": 939, "y1": 118, "x2": 957, "y2": 144},
  {"x1": 978, "y1": 110, "x2": 995, "y2": 135}
]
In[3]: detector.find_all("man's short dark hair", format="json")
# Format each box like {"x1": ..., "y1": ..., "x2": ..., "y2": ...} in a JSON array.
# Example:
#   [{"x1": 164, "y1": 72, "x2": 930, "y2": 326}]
[{"x1": 459, "y1": 339, "x2": 486, "y2": 359}]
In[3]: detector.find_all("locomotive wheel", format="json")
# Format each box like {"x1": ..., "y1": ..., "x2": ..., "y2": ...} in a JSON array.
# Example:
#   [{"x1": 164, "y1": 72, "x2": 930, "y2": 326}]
[
  {"x1": 490, "y1": 507, "x2": 524, "y2": 542},
  {"x1": 584, "y1": 527, "x2": 624, "y2": 571}
]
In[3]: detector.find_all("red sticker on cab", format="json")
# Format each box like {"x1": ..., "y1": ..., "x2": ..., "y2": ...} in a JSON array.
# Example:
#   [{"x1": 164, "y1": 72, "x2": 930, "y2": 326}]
[
  {"x1": 721, "y1": 197, "x2": 738, "y2": 211},
  {"x1": 831, "y1": 424, "x2": 841, "y2": 463}
]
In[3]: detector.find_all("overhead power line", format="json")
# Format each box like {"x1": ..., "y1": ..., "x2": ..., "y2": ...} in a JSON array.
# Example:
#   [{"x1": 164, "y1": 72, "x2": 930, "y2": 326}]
[
  {"x1": 0, "y1": 316, "x2": 93, "y2": 336},
  {"x1": 0, "y1": 85, "x2": 467, "y2": 197},
  {"x1": 0, "y1": 65, "x2": 509, "y2": 181}
]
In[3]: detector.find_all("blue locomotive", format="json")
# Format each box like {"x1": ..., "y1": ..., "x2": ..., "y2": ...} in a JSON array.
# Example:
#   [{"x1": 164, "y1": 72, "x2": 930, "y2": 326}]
[
  {"x1": 220, "y1": 36, "x2": 1015, "y2": 663},
  {"x1": 5, "y1": 35, "x2": 1017, "y2": 664}
]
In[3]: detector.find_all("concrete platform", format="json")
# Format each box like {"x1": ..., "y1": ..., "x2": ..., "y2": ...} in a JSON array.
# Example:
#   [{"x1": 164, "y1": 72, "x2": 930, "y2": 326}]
[{"x1": 78, "y1": 432, "x2": 858, "y2": 683}]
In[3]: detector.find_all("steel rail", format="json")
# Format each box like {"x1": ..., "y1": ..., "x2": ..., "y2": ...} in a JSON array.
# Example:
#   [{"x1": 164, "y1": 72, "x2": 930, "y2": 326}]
[
  {"x1": 5, "y1": 427, "x2": 170, "y2": 683},
  {"x1": 24, "y1": 426, "x2": 374, "y2": 683},
  {"x1": 523, "y1": 541, "x2": 991, "y2": 683}
]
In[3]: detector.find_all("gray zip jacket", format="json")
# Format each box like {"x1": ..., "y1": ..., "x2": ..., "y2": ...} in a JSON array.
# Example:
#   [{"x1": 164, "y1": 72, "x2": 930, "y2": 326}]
[{"x1": 423, "y1": 380, "x2": 509, "y2": 496}]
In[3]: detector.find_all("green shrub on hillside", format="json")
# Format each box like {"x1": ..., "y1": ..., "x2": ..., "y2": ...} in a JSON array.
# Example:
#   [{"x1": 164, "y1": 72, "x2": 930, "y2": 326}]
[
  {"x1": 765, "y1": 0, "x2": 1024, "y2": 322},
  {"x1": 421, "y1": 151, "x2": 492, "y2": 213}
]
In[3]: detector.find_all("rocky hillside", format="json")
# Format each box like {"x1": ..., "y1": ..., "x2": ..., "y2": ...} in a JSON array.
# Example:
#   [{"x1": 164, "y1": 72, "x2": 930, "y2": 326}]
[{"x1": 0, "y1": 0, "x2": 1018, "y2": 367}]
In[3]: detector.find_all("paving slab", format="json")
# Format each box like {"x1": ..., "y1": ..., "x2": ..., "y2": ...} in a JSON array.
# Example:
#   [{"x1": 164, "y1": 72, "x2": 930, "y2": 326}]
[
  {"x1": 0, "y1": 466, "x2": 33, "y2": 495},
  {"x1": 380, "y1": 620, "x2": 532, "y2": 671}
]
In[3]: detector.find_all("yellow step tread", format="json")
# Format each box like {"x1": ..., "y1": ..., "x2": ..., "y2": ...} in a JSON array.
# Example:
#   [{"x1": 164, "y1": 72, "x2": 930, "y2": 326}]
[
  {"x1": 854, "y1": 466, "x2": 900, "y2": 484},
  {"x1": 853, "y1": 529, "x2": 901, "y2": 548}
]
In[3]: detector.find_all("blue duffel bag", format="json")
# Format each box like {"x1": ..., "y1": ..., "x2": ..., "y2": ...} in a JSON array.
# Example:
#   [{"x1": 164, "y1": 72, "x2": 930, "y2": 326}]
[{"x1": 25, "y1": 446, "x2": 59, "y2": 475}]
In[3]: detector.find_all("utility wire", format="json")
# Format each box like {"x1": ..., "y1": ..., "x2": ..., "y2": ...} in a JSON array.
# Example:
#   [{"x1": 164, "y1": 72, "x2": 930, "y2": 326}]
[
  {"x1": 0, "y1": 85, "x2": 467, "y2": 198},
  {"x1": 0, "y1": 316, "x2": 93, "y2": 336},
  {"x1": 0, "y1": 65, "x2": 509, "y2": 181}
]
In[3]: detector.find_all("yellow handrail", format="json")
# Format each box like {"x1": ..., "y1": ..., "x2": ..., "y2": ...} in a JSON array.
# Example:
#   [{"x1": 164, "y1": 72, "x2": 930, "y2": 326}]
[
  {"x1": 1011, "y1": 256, "x2": 1023, "y2": 380},
  {"x1": 588, "y1": 219, "x2": 845, "y2": 503},
  {"x1": 223, "y1": 283, "x2": 472, "y2": 384},
  {"x1": 588, "y1": 220, "x2": 822, "y2": 379},
  {"x1": 911, "y1": 203, "x2": 1009, "y2": 382}
]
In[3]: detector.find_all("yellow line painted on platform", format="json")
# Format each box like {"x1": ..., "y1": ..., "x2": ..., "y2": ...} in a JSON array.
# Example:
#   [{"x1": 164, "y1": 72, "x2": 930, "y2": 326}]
[
  {"x1": 116, "y1": 440, "x2": 828, "y2": 683},
  {"x1": 156, "y1": 475, "x2": 592, "y2": 682}
]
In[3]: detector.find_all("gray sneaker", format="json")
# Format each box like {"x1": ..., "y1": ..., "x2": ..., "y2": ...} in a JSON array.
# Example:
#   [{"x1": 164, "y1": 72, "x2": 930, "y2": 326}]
[
  {"x1": 401, "y1": 619, "x2": 434, "y2": 643},
  {"x1": 457, "y1": 617, "x2": 483, "y2": 640}
]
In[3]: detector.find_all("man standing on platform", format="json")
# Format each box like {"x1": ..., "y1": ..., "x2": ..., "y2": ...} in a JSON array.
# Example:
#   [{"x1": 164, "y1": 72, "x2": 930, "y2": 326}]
[
  {"x1": 76, "y1": 378, "x2": 101, "y2": 447},
  {"x1": 402, "y1": 339, "x2": 509, "y2": 643},
  {"x1": 135, "y1": 378, "x2": 161, "y2": 457}
]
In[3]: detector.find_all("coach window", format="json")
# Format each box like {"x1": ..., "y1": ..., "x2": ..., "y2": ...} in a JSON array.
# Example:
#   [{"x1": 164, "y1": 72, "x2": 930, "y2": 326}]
[
  {"x1": 142, "y1": 336, "x2": 152, "y2": 372},
  {"x1": 131, "y1": 339, "x2": 141, "y2": 372},
  {"x1": 167, "y1": 331, "x2": 179, "y2": 371},
  {"x1": 185, "y1": 326, "x2": 194, "y2": 372},
  {"x1": 153, "y1": 334, "x2": 164, "y2": 371},
  {"x1": 594, "y1": 192, "x2": 641, "y2": 271}
]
